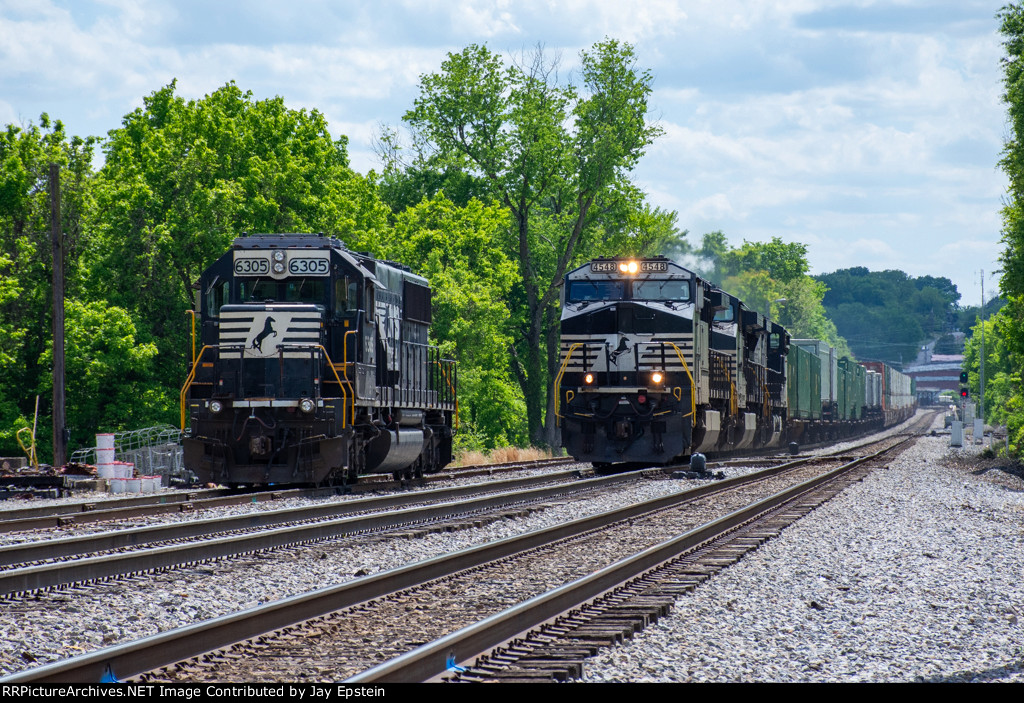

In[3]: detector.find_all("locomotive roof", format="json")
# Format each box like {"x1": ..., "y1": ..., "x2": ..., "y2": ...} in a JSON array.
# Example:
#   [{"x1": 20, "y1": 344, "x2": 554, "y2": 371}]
[
  {"x1": 233, "y1": 232, "x2": 346, "y2": 250},
  {"x1": 229, "y1": 232, "x2": 427, "y2": 286},
  {"x1": 565, "y1": 256, "x2": 698, "y2": 279}
]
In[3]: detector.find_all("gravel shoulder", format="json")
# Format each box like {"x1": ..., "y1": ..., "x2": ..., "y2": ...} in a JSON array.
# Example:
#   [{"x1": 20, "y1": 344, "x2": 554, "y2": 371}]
[{"x1": 584, "y1": 419, "x2": 1024, "y2": 683}]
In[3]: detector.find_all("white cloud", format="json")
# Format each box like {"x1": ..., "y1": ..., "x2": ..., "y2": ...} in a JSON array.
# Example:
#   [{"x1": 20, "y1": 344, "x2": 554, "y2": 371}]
[{"x1": 0, "y1": 0, "x2": 1009, "y2": 299}]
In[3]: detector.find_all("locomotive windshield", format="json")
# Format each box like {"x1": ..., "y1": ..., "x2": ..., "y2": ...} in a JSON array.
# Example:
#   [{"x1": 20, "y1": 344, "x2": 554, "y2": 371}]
[
  {"x1": 632, "y1": 279, "x2": 690, "y2": 301},
  {"x1": 239, "y1": 278, "x2": 327, "y2": 305},
  {"x1": 714, "y1": 304, "x2": 736, "y2": 322},
  {"x1": 567, "y1": 280, "x2": 625, "y2": 302}
]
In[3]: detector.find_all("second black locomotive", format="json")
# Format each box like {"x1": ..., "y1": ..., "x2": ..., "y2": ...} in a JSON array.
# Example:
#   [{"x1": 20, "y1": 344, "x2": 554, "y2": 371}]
[
  {"x1": 181, "y1": 233, "x2": 456, "y2": 486},
  {"x1": 555, "y1": 256, "x2": 915, "y2": 467}
]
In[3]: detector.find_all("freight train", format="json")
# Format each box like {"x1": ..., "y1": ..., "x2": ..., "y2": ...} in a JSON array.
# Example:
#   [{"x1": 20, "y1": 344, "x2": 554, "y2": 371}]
[
  {"x1": 555, "y1": 256, "x2": 915, "y2": 467},
  {"x1": 180, "y1": 233, "x2": 457, "y2": 486}
]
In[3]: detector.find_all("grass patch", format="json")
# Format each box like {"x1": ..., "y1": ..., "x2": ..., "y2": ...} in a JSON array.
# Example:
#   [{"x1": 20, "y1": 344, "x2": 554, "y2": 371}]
[{"x1": 453, "y1": 446, "x2": 553, "y2": 467}]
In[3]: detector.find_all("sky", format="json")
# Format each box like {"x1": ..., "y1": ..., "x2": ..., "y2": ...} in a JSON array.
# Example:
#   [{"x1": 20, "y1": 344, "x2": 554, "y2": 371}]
[{"x1": 0, "y1": 0, "x2": 1010, "y2": 305}]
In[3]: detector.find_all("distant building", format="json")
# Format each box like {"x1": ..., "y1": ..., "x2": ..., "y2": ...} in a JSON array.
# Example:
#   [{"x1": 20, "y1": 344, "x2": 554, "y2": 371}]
[{"x1": 904, "y1": 353, "x2": 963, "y2": 404}]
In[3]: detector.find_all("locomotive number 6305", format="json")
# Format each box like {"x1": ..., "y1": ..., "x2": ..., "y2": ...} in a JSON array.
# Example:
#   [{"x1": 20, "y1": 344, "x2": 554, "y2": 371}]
[{"x1": 288, "y1": 258, "x2": 330, "y2": 275}]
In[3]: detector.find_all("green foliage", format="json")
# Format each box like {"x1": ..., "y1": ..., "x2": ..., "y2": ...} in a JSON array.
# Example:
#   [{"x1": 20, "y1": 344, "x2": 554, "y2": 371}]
[
  {"x1": 0, "y1": 116, "x2": 98, "y2": 458},
  {"x1": 383, "y1": 192, "x2": 527, "y2": 447},
  {"x1": 590, "y1": 205, "x2": 688, "y2": 260},
  {"x1": 692, "y1": 232, "x2": 851, "y2": 356},
  {"x1": 1000, "y1": 5, "x2": 1024, "y2": 299},
  {"x1": 403, "y1": 40, "x2": 662, "y2": 445},
  {"x1": 721, "y1": 237, "x2": 810, "y2": 284},
  {"x1": 816, "y1": 267, "x2": 961, "y2": 364},
  {"x1": 956, "y1": 296, "x2": 1007, "y2": 337},
  {"x1": 87, "y1": 80, "x2": 391, "y2": 400},
  {"x1": 36, "y1": 301, "x2": 163, "y2": 452},
  {"x1": 984, "y1": 4, "x2": 1024, "y2": 456},
  {"x1": 962, "y1": 297, "x2": 1024, "y2": 453}
]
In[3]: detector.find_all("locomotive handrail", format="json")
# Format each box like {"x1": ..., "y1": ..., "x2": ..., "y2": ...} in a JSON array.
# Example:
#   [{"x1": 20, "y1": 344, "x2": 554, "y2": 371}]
[
  {"x1": 433, "y1": 360, "x2": 460, "y2": 430},
  {"x1": 647, "y1": 340, "x2": 696, "y2": 420},
  {"x1": 553, "y1": 342, "x2": 584, "y2": 425},
  {"x1": 303, "y1": 343, "x2": 350, "y2": 429},
  {"x1": 179, "y1": 345, "x2": 213, "y2": 430},
  {"x1": 711, "y1": 352, "x2": 738, "y2": 416},
  {"x1": 341, "y1": 330, "x2": 358, "y2": 428},
  {"x1": 180, "y1": 344, "x2": 352, "y2": 430},
  {"x1": 187, "y1": 310, "x2": 199, "y2": 368}
]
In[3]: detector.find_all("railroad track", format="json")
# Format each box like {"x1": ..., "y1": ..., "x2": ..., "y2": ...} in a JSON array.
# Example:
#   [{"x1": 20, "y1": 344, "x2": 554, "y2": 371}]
[
  {"x1": 435, "y1": 441, "x2": 915, "y2": 681},
  {"x1": 0, "y1": 420, "x2": 927, "y2": 683},
  {"x1": 0, "y1": 457, "x2": 576, "y2": 533},
  {"x1": 0, "y1": 467, "x2": 620, "y2": 596}
]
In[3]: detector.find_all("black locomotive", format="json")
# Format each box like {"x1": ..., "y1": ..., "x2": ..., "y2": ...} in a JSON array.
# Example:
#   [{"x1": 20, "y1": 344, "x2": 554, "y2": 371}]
[
  {"x1": 556, "y1": 256, "x2": 914, "y2": 467},
  {"x1": 181, "y1": 233, "x2": 456, "y2": 486}
]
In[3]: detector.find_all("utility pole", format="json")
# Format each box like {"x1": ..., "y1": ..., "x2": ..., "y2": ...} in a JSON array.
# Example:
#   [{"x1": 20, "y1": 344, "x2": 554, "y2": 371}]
[
  {"x1": 979, "y1": 269, "x2": 985, "y2": 422},
  {"x1": 50, "y1": 163, "x2": 66, "y2": 468}
]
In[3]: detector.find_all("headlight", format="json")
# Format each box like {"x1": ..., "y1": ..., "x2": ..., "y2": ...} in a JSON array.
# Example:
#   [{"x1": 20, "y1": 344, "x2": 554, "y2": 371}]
[
  {"x1": 209, "y1": 400, "x2": 224, "y2": 414},
  {"x1": 272, "y1": 262, "x2": 286, "y2": 274},
  {"x1": 272, "y1": 251, "x2": 286, "y2": 262},
  {"x1": 651, "y1": 372, "x2": 664, "y2": 384},
  {"x1": 584, "y1": 373, "x2": 594, "y2": 385},
  {"x1": 299, "y1": 398, "x2": 316, "y2": 414}
]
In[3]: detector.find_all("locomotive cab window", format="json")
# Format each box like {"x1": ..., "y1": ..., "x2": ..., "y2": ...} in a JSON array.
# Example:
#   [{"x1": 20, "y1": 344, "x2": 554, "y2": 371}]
[
  {"x1": 284, "y1": 278, "x2": 326, "y2": 304},
  {"x1": 567, "y1": 280, "x2": 625, "y2": 302},
  {"x1": 632, "y1": 279, "x2": 690, "y2": 301},
  {"x1": 240, "y1": 279, "x2": 278, "y2": 302},
  {"x1": 334, "y1": 277, "x2": 359, "y2": 314},
  {"x1": 714, "y1": 304, "x2": 736, "y2": 322},
  {"x1": 206, "y1": 279, "x2": 230, "y2": 317},
  {"x1": 238, "y1": 278, "x2": 326, "y2": 304}
]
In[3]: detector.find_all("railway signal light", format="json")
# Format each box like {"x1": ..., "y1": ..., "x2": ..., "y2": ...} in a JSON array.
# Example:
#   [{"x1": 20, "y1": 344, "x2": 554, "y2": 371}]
[
  {"x1": 959, "y1": 371, "x2": 968, "y2": 384},
  {"x1": 960, "y1": 387, "x2": 969, "y2": 398}
]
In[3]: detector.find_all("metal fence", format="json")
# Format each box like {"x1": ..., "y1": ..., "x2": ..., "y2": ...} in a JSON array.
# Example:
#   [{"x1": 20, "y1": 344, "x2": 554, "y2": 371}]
[{"x1": 70, "y1": 425, "x2": 185, "y2": 484}]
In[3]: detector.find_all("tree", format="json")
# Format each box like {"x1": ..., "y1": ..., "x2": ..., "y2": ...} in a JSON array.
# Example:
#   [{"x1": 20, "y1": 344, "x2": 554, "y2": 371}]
[
  {"x1": 962, "y1": 299, "x2": 1024, "y2": 452},
  {"x1": 87, "y1": 81, "x2": 391, "y2": 399},
  {"x1": 816, "y1": 267, "x2": 964, "y2": 365},
  {"x1": 383, "y1": 192, "x2": 526, "y2": 448},
  {"x1": 36, "y1": 301, "x2": 162, "y2": 453},
  {"x1": 691, "y1": 233, "x2": 851, "y2": 356},
  {"x1": 721, "y1": 237, "x2": 810, "y2": 284},
  {"x1": 983, "y1": 3, "x2": 1024, "y2": 454},
  {"x1": 0, "y1": 116, "x2": 97, "y2": 457},
  {"x1": 404, "y1": 40, "x2": 662, "y2": 445}
]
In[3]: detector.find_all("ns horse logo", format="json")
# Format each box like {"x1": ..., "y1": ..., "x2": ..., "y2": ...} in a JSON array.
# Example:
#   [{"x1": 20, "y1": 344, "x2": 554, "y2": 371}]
[{"x1": 250, "y1": 316, "x2": 278, "y2": 353}]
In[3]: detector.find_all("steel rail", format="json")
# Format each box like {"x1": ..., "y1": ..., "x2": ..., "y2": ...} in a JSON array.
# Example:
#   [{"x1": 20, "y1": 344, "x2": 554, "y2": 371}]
[
  {"x1": 0, "y1": 457, "x2": 577, "y2": 532},
  {"x1": 0, "y1": 468, "x2": 587, "y2": 567},
  {"x1": 0, "y1": 468, "x2": 646, "y2": 596},
  {"x1": 349, "y1": 436, "x2": 914, "y2": 683},
  {"x1": 0, "y1": 445, "x2": 853, "y2": 683}
]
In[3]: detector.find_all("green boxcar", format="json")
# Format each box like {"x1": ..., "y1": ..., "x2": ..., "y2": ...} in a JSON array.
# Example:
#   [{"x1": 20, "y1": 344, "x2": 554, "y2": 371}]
[
  {"x1": 852, "y1": 362, "x2": 865, "y2": 419},
  {"x1": 837, "y1": 358, "x2": 865, "y2": 420},
  {"x1": 836, "y1": 358, "x2": 848, "y2": 421},
  {"x1": 787, "y1": 343, "x2": 821, "y2": 420}
]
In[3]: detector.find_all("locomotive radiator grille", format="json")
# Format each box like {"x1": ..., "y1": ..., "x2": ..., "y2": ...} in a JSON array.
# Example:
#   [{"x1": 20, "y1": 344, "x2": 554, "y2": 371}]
[
  {"x1": 218, "y1": 307, "x2": 323, "y2": 359},
  {"x1": 559, "y1": 334, "x2": 696, "y2": 374}
]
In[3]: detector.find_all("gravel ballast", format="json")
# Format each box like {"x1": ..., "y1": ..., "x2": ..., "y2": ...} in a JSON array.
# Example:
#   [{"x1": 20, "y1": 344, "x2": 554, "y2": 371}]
[{"x1": 583, "y1": 422, "x2": 1024, "y2": 683}]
